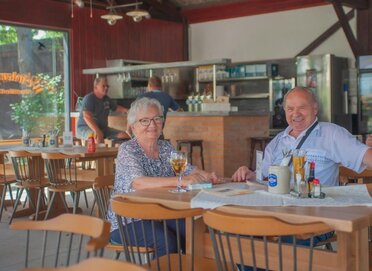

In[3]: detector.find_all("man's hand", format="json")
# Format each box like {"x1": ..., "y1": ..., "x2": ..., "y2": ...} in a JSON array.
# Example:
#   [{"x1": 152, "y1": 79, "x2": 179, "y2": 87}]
[
  {"x1": 117, "y1": 131, "x2": 130, "y2": 139},
  {"x1": 366, "y1": 135, "x2": 372, "y2": 147},
  {"x1": 94, "y1": 130, "x2": 104, "y2": 143},
  {"x1": 232, "y1": 166, "x2": 256, "y2": 182}
]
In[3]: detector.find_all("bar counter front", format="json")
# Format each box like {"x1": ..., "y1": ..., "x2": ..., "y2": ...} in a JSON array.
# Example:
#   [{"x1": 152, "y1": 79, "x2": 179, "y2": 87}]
[{"x1": 107, "y1": 111, "x2": 269, "y2": 177}]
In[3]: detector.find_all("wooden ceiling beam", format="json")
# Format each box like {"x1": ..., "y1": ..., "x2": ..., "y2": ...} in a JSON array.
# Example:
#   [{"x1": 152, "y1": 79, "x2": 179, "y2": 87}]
[
  {"x1": 327, "y1": 0, "x2": 368, "y2": 9},
  {"x1": 331, "y1": 0, "x2": 364, "y2": 57},
  {"x1": 296, "y1": 9, "x2": 355, "y2": 56}
]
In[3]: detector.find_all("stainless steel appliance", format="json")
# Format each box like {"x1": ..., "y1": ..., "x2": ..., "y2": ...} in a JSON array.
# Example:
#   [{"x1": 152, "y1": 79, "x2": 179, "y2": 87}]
[
  {"x1": 269, "y1": 77, "x2": 295, "y2": 132},
  {"x1": 357, "y1": 55, "x2": 372, "y2": 134},
  {"x1": 296, "y1": 54, "x2": 348, "y2": 124}
]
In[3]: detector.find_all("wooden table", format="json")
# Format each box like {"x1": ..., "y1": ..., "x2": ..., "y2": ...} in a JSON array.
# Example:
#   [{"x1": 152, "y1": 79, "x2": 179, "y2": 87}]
[
  {"x1": 118, "y1": 185, "x2": 372, "y2": 271},
  {"x1": 0, "y1": 145, "x2": 118, "y2": 219}
]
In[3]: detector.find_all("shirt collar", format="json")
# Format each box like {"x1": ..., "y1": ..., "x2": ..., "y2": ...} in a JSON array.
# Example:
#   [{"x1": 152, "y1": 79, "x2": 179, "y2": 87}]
[{"x1": 282, "y1": 117, "x2": 319, "y2": 139}]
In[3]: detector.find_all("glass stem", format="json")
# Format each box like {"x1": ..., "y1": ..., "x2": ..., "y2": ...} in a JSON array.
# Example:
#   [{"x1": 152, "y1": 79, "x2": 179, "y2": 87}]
[{"x1": 177, "y1": 174, "x2": 183, "y2": 189}]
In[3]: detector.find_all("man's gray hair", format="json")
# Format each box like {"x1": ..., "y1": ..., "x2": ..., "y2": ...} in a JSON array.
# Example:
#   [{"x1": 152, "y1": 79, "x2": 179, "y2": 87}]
[
  {"x1": 283, "y1": 86, "x2": 319, "y2": 107},
  {"x1": 127, "y1": 97, "x2": 164, "y2": 126},
  {"x1": 94, "y1": 75, "x2": 107, "y2": 87}
]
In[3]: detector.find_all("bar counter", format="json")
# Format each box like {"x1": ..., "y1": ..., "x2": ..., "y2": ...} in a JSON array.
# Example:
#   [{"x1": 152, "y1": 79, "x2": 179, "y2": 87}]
[{"x1": 107, "y1": 111, "x2": 269, "y2": 177}]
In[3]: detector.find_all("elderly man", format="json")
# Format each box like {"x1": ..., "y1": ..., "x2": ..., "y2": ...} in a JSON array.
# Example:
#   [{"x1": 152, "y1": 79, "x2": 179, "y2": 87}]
[
  {"x1": 232, "y1": 86, "x2": 372, "y2": 186},
  {"x1": 76, "y1": 75, "x2": 128, "y2": 143}
]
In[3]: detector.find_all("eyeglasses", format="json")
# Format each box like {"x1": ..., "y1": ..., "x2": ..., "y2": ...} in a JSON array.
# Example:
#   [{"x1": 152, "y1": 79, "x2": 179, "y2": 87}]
[{"x1": 137, "y1": 116, "x2": 164, "y2": 126}]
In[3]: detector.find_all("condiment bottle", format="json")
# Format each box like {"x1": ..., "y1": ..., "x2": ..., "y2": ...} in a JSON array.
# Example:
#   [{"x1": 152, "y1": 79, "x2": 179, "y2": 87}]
[
  {"x1": 307, "y1": 161, "x2": 315, "y2": 197},
  {"x1": 311, "y1": 178, "x2": 321, "y2": 198},
  {"x1": 87, "y1": 133, "x2": 96, "y2": 153}
]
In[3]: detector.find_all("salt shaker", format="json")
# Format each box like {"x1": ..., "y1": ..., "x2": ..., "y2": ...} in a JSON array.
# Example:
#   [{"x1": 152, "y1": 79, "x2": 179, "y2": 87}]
[{"x1": 311, "y1": 178, "x2": 321, "y2": 198}]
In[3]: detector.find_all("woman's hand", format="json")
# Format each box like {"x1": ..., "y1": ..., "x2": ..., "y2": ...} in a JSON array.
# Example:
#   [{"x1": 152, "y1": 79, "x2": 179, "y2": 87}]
[
  {"x1": 232, "y1": 166, "x2": 256, "y2": 182},
  {"x1": 183, "y1": 169, "x2": 218, "y2": 185}
]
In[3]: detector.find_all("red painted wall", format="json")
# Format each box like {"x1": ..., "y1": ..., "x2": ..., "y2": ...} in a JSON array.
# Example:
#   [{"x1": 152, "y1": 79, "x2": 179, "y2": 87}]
[{"x1": 0, "y1": 0, "x2": 185, "y2": 107}]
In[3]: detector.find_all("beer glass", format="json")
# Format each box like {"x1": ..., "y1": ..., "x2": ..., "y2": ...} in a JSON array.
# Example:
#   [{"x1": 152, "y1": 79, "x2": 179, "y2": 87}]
[{"x1": 292, "y1": 149, "x2": 306, "y2": 191}]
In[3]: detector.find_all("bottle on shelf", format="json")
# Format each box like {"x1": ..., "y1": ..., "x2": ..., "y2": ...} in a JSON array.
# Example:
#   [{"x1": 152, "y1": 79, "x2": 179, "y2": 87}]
[
  {"x1": 87, "y1": 133, "x2": 96, "y2": 153},
  {"x1": 307, "y1": 161, "x2": 315, "y2": 197},
  {"x1": 311, "y1": 178, "x2": 321, "y2": 198}
]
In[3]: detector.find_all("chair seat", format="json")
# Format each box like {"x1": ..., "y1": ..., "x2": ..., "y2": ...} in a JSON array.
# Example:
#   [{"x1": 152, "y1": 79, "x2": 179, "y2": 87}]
[
  {"x1": 15, "y1": 178, "x2": 50, "y2": 189},
  {"x1": 48, "y1": 181, "x2": 92, "y2": 193},
  {"x1": 149, "y1": 254, "x2": 216, "y2": 271}
]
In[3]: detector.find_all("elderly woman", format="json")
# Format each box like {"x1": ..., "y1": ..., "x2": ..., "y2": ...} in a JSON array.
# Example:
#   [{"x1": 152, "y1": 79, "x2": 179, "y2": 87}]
[{"x1": 107, "y1": 97, "x2": 217, "y2": 257}]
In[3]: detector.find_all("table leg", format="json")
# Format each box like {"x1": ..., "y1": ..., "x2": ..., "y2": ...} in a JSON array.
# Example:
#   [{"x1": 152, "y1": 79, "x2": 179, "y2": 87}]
[{"x1": 337, "y1": 228, "x2": 369, "y2": 271}]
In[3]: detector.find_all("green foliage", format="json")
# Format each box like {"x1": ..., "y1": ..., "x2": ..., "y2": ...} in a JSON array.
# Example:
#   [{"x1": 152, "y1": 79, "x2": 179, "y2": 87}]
[
  {"x1": 0, "y1": 24, "x2": 64, "y2": 45},
  {"x1": 0, "y1": 25, "x2": 17, "y2": 45},
  {"x1": 9, "y1": 74, "x2": 65, "y2": 135}
]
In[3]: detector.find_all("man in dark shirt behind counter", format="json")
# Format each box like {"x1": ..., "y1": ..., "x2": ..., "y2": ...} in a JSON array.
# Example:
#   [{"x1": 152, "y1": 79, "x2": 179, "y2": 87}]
[
  {"x1": 76, "y1": 75, "x2": 128, "y2": 143},
  {"x1": 139, "y1": 75, "x2": 180, "y2": 120}
]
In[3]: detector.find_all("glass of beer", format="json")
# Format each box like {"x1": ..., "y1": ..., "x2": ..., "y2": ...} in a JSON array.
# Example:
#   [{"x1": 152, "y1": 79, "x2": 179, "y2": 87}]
[
  {"x1": 292, "y1": 149, "x2": 306, "y2": 191},
  {"x1": 169, "y1": 151, "x2": 188, "y2": 193}
]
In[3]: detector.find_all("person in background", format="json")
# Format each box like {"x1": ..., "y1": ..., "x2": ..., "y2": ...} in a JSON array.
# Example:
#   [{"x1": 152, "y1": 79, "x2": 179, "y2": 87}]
[
  {"x1": 139, "y1": 75, "x2": 180, "y2": 120},
  {"x1": 233, "y1": 86, "x2": 372, "y2": 186},
  {"x1": 107, "y1": 97, "x2": 218, "y2": 257},
  {"x1": 76, "y1": 75, "x2": 129, "y2": 143}
]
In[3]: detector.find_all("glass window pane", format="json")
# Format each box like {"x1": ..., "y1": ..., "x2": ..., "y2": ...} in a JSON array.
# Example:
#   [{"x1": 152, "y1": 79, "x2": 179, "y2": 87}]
[{"x1": 0, "y1": 24, "x2": 69, "y2": 141}]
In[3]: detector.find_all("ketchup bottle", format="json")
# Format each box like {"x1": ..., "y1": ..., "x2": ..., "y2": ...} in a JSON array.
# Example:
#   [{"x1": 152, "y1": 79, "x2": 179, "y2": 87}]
[{"x1": 87, "y1": 133, "x2": 96, "y2": 153}]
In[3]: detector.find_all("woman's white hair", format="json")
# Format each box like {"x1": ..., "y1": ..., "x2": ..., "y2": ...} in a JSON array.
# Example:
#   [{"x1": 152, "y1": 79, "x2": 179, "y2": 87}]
[{"x1": 127, "y1": 97, "x2": 164, "y2": 126}]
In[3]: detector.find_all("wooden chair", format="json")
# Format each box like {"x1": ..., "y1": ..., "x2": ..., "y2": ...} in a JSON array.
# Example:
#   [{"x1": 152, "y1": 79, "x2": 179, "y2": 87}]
[
  {"x1": 0, "y1": 151, "x2": 17, "y2": 221},
  {"x1": 203, "y1": 209, "x2": 332, "y2": 271},
  {"x1": 41, "y1": 152, "x2": 93, "y2": 219},
  {"x1": 21, "y1": 257, "x2": 148, "y2": 271},
  {"x1": 111, "y1": 197, "x2": 216, "y2": 271},
  {"x1": 10, "y1": 213, "x2": 110, "y2": 269},
  {"x1": 8, "y1": 151, "x2": 50, "y2": 224},
  {"x1": 92, "y1": 175, "x2": 125, "y2": 259},
  {"x1": 339, "y1": 166, "x2": 372, "y2": 185}
]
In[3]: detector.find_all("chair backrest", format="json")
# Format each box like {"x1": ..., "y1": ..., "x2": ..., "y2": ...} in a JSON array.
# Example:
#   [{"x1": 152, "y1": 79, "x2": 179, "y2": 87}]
[
  {"x1": 8, "y1": 150, "x2": 43, "y2": 183},
  {"x1": 339, "y1": 166, "x2": 372, "y2": 185},
  {"x1": 111, "y1": 196, "x2": 204, "y2": 271},
  {"x1": 92, "y1": 175, "x2": 115, "y2": 219},
  {"x1": 41, "y1": 152, "x2": 80, "y2": 186},
  {"x1": 10, "y1": 213, "x2": 110, "y2": 269},
  {"x1": 203, "y1": 209, "x2": 332, "y2": 271},
  {"x1": 21, "y1": 257, "x2": 149, "y2": 271}
]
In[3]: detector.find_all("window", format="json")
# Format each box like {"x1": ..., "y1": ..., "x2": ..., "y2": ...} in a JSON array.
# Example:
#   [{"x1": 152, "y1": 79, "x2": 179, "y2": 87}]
[{"x1": 0, "y1": 24, "x2": 69, "y2": 141}]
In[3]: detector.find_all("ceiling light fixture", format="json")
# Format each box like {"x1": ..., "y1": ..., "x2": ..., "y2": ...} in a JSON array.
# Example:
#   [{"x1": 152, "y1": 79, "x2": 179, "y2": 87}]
[
  {"x1": 125, "y1": 2, "x2": 150, "y2": 22},
  {"x1": 101, "y1": 11, "x2": 123, "y2": 26}
]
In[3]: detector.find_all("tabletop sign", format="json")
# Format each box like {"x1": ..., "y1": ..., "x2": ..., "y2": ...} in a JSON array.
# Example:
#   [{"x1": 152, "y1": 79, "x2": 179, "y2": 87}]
[{"x1": 63, "y1": 131, "x2": 73, "y2": 147}]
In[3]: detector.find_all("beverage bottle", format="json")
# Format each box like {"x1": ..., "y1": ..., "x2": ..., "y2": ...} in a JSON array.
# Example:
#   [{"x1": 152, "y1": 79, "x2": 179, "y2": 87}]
[
  {"x1": 87, "y1": 133, "x2": 96, "y2": 153},
  {"x1": 307, "y1": 161, "x2": 315, "y2": 197},
  {"x1": 311, "y1": 178, "x2": 321, "y2": 198}
]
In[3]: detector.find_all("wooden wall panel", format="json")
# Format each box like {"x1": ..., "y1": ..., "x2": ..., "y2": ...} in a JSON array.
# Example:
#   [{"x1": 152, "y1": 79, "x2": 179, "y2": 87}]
[{"x1": 0, "y1": 0, "x2": 185, "y2": 108}]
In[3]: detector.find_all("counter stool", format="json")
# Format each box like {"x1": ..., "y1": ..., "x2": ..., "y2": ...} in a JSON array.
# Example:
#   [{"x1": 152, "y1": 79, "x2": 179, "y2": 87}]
[
  {"x1": 249, "y1": 136, "x2": 272, "y2": 170},
  {"x1": 176, "y1": 139, "x2": 205, "y2": 170}
]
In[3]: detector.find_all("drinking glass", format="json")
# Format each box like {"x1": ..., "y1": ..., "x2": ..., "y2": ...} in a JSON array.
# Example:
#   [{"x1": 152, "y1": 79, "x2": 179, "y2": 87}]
[
  {"x1": 169, "y1": 151, "x2": 188, "y2": 193},
  {"x1": 292, "y1": 149, "x2": 306, "y2": 191}
]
